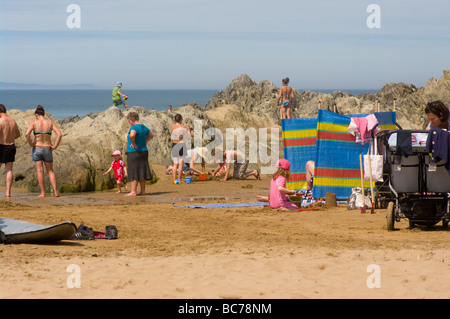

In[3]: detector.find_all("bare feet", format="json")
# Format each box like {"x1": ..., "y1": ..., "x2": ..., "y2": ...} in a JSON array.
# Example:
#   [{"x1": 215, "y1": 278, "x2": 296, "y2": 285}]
[
  {"x1": 256, "y1": 195, "x2": 269, "y2": 202},
  {"x1": 125, "y1": 192, "x2": 137, "y2": 197}
]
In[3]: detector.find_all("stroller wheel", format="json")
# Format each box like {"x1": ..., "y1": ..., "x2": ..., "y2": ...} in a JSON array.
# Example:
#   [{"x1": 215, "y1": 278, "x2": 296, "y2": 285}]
[{"x1": 386, "y1": 202, "x2": 395, "y2": 231}]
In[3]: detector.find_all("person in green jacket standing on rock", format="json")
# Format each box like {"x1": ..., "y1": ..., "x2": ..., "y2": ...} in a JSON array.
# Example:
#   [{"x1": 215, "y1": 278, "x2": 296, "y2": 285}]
[{"x1": 112, "y1": 82, "x2": 128, "y2": 110}]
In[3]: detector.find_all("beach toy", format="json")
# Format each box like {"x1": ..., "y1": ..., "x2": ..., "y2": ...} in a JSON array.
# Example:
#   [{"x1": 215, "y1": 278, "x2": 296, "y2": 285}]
[
  {"x1": 173, "y1": 179, "x2": 180, "y2": 185},
  {"x1": 199, "y1": 173, "x2": 207, "y2": 181},
  {"x1": 185, "y1": 176, "x2": 192, "y2": 184},
  {"x1": 123, "y1": 95, "x2": 128, "y2": 100}
]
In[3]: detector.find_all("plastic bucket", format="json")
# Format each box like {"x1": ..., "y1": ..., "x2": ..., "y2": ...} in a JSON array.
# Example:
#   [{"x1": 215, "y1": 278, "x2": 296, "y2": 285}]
[
  {"x1": 199, "y1": 173, "x2": 207, "y2": 181},
  {"x1": 186, "y1": 176, "x2": 192, "y2": 184}
]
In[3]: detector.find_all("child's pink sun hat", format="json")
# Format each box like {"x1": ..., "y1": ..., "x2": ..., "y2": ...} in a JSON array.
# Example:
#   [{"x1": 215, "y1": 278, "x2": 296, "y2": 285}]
[
  {"x1": 111, "y1": 150, "x2": 122, "y2": 157},
  {"x1": 276, "y1": 158, "x2": 290, "y2": 170}
]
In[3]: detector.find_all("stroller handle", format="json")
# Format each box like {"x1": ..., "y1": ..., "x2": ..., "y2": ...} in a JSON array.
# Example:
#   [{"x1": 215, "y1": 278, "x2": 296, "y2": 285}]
[{"x1": 370, "y1": 122, "x2": 403, "y2": 140}]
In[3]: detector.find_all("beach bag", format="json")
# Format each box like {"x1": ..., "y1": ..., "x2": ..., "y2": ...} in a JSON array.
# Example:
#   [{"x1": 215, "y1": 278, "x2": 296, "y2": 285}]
[
  {"x1": 364, "y1": 139, "x2": 384, "y2": 182},
  {"x1": 347, "y1": 187, "x2": 372, "y2": 209}
]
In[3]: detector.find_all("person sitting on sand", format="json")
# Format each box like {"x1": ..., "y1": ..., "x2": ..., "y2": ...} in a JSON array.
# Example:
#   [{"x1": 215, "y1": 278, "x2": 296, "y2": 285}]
[
  {"x1": 103, "y1": 150, "x2": 128, "y2": 193},
  {"x1": 166, "y1": 147, "x2": 210, "y2": 177},
  {"x1": 184, "y1": 147, "x2": 209, "y2": 175},
  {"x1": 25, "y1": 105, "x2": 62, "y2": 197},
  {"x1": 256, "y1": 159, "x2": 299, "y2": 211},
  {"x1": 212, "y1": 149, "x2": 260, "y2": 182},
  {"x1": 304, "y1": 160, "x2": 315, "y2": 199},
  {"x1": 165, "y1": 163, "x2": 192, "y2": 176}
]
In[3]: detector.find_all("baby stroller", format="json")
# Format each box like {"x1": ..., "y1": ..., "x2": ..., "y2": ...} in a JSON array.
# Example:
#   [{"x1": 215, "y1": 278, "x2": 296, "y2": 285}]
[{"x1": 376, "y1": 129, "x2": 450, "y2": 230}]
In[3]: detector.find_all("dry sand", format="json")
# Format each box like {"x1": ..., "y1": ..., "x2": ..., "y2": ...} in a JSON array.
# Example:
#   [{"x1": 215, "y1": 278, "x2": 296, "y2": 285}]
[{"x1": 0, "y1": 164, "x2": 449, "y2": 299}]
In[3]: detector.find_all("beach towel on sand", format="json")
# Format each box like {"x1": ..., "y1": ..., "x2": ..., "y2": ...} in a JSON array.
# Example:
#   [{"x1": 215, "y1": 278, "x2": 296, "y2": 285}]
[{"x1": 173, "y1": 202, "x2": 267, "y2": 209}]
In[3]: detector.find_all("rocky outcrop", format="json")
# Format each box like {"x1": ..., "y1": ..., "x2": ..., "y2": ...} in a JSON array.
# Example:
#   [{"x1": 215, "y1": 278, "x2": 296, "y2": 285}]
[
  {"x1": 205, "y1": 70, "x2": 450, "y2": 130},
  {"x1": 6, "y1": 103, "x2": 215, "y2": 193},
  {"x1": 3, "y1": 70, "x2": 449, "y2": 193}
]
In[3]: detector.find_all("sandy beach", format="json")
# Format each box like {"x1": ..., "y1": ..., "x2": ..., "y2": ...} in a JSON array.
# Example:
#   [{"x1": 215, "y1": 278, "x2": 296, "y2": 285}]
[{"x1": 0, "y1": 164, "x2": 449, "y2": 300}]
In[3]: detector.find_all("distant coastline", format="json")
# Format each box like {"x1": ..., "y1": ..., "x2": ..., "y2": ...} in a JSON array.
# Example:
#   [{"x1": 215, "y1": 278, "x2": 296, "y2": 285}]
[{"x1": 0, "y1": 82, "x2": 98, "y2": 90}]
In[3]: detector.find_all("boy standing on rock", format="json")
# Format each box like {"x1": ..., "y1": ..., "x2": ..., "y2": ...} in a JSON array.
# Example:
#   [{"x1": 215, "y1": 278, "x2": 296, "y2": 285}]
[{"x1": 112, "y1": 82, "x2": 128, "y2": 109}]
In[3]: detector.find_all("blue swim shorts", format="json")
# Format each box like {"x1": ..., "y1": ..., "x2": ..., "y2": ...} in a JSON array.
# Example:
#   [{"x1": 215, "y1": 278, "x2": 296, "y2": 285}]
[{"x1": 32, "y1": 147, "x2": 53, "y2": 163}]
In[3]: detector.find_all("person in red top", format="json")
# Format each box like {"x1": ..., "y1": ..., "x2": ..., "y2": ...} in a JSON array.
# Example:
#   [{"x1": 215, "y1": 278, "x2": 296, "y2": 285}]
[{"x1": 103, "y1": 150, "x2": 128, "y2": 193}]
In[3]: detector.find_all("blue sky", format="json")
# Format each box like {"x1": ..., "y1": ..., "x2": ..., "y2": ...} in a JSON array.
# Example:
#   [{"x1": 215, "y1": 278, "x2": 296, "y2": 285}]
[{"x1": 0, "y1": 0, "x2": 449, "y2": 90}]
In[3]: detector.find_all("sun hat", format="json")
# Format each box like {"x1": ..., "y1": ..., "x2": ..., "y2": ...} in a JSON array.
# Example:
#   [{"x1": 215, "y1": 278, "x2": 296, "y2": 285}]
[
  {"x1": 276, "y1": 158, "x2": 290, "y2": 170},
  {"x1": 111, "y1": 150, "x2": 122, "y2": 157},
  {"x1": 116, "y1": 82, "x2": 122, "y2": 87}
]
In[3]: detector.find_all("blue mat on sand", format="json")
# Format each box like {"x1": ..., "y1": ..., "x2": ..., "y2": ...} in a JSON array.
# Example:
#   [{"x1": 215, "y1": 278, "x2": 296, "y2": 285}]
[{"x1": 173, "y1": 202, "x2": 267, "y2": 209}]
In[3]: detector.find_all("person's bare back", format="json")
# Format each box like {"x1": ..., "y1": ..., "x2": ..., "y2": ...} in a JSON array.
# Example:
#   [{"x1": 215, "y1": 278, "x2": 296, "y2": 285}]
[{"x1": 0, "y1": 114, "x2": 20, "y2": 145}]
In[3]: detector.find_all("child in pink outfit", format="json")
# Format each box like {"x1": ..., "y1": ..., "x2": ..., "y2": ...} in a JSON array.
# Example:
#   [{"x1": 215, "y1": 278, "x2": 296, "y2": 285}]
[
  {"x1": 257, "y1": 159, "x2": 299, "y2": 211},
  {"x1": 103, "y1": 150, "x2": 128, "y2": 193}
]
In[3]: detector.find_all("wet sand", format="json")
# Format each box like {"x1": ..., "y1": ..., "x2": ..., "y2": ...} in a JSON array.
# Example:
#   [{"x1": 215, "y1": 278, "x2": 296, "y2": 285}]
[{"x1": 1, "y1": 165, "x2": 449, "y2": 299}]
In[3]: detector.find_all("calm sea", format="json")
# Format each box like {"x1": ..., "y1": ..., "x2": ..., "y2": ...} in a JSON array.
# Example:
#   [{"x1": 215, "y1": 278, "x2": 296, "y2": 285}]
[
  {"x1": 0, "y1": 89, "x2": 218, "y2": 120},
  {"x1": 0, "y1": 88, "x2": 377, "y2": 120}
]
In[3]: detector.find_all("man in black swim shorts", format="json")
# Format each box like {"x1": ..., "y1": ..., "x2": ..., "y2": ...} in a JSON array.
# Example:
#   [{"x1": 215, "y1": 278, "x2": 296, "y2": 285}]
[{"x1": 0, "y1": 104, "x2": 21, "y2": 197}]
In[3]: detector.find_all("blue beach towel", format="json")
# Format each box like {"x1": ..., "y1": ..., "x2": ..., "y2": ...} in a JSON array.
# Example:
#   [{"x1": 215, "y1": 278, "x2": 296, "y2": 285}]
[{"x1": 173, "y1": 202, "x2": 267, "y2": 209}]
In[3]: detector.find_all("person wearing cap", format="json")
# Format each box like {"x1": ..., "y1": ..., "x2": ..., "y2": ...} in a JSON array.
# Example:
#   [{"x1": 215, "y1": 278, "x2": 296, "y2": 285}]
[
  {"x1": 112, "y1": 81, "x2": 128, "y2": 110},
  {"x1": 256, "y1": 158, "x2": 299, "y2": 211},
  {"x1": 103, "y1": 150, "x2": 128, "y2": 193}
]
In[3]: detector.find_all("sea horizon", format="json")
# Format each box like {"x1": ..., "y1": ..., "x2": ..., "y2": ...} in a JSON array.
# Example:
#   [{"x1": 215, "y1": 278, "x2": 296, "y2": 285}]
[{"x1": 0, "y1": 88, "x2": 378, "y2": 121}]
